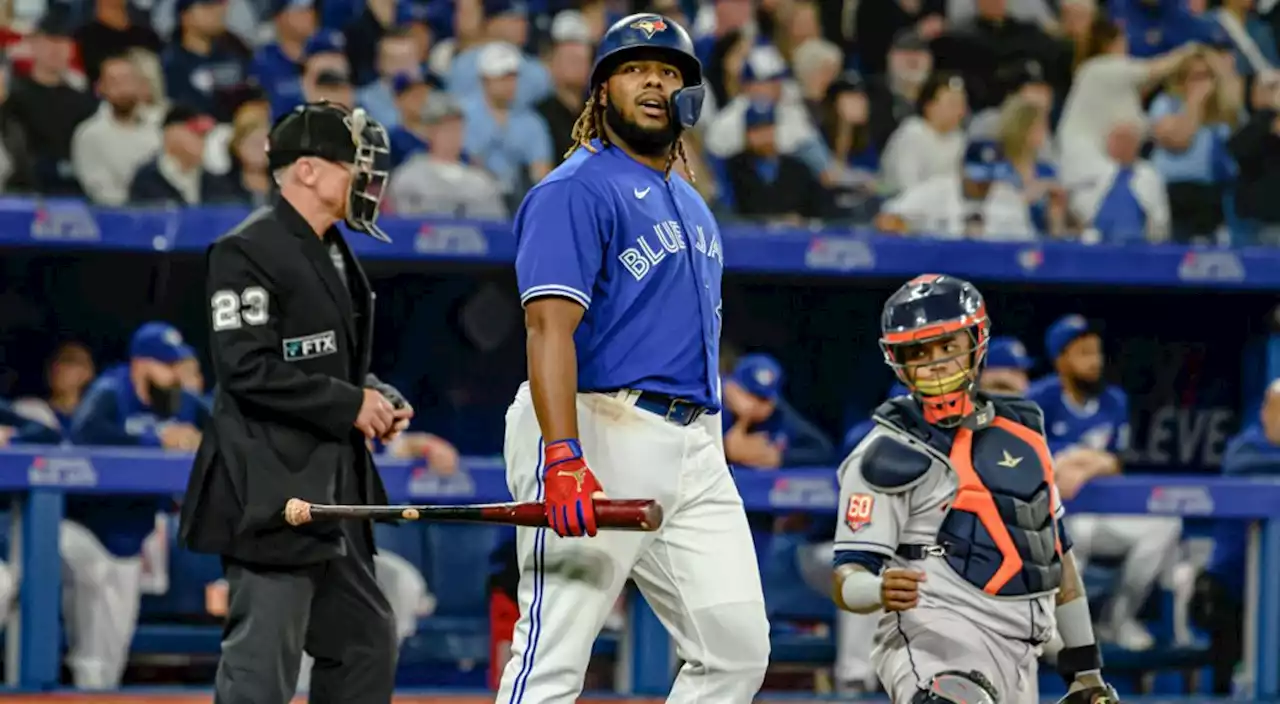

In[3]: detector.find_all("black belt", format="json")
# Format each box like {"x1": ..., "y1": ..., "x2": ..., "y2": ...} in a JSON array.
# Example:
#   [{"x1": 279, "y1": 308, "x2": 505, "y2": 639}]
[{"x1": 622, "y1": 390, "x2": 710, "y2": 427}]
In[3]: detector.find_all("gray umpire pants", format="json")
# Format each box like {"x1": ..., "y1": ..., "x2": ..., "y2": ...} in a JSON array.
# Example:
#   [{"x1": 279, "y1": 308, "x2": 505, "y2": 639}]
[{"x1": 213, "y1": 524, "x2": 399, "y2": 704}]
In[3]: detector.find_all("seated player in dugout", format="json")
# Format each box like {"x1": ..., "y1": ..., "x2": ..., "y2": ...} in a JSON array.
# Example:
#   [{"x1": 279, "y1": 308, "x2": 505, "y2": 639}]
[
  {"x1": 1028, "y1": 314, "x2": 1182, "y2": 652},
  {"x1": 5, "y1": 341, "x2": 97, "y2": 444},
  {"x1": 722, "y1": 353, "x2": 835, "y2": 469},
  {"x1": 831, "y1": 275, "x2": 1121, "y2": 704},
  {"x1": 981, "y1": 336, "x2": 1035, "y2": 397},
  {"x1": 723, "y1": 353, "x2": 836, "y2": 556},
  {"x1": 65, "y1": 322, "x2": 211, "y2": 689}
]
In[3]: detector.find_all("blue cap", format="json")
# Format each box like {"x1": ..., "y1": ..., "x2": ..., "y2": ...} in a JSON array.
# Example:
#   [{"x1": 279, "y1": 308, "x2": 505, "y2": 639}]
[
  {"x1": 484, "y1": 0, "x2": 526, "y2": 17},
  {"x1": 1044, "y1": 314, "x2": 1095, "y2": 361},
  {"x1": 732, "y1": 354, "x2": 784, "y2": 401},
  {"x1": 986, "y1": 337, "x2": 1033, "y2": 370},
  {"x1": 130, "y1": 322, "x2": 195, "y2": 364},
  {"x1": 397, "y1": 0, "x2": 430, "y2": 25},
  {"x1": 391, "y1": 71, "x2": 424, "y2": 94},
  {"x1": 303, "y1": 31, "x2": 346, "y2": 60},
  {"x1": 745, "y1": 101, "x2": 776, "y2": 128},
  {"x1": 741, "y1": 45, "x2": 788, "y2": 83},
  {"x1": 271, "y1": 0, "x2": 313, "y2": 16},
  {"x1": 176, "y1": 0, "x2": 223, "y2": 14}
]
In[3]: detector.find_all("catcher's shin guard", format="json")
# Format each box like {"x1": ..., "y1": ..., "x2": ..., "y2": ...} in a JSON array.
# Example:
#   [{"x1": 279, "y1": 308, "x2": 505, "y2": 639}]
[
  {"x1": 1055, "y1": 684, "x2": 1121, "y2": 704},
  {"x1": 909, "y1": 670, "x2": 1000, "y2": 704}
]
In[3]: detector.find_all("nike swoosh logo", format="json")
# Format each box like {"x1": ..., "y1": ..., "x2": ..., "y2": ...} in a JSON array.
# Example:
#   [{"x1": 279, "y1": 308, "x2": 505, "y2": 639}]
[{"x1": 634, "y1": 187, "x2": 650, "y2": 199}]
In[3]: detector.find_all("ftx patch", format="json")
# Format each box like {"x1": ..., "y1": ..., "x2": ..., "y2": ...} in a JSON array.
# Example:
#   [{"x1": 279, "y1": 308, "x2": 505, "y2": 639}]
[{"x1": 283, "y1": 330, "x2": 338, "y2": 361}]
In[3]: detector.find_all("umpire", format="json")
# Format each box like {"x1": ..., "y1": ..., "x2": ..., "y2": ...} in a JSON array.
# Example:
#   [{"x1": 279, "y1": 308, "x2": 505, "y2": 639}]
[{"x1": 179, "y1": 101, "x2": 412, "y2": 704}]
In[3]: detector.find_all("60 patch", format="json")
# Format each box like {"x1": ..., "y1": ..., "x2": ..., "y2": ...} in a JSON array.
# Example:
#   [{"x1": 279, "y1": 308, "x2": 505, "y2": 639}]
[{"x1": 845, "y1": 493, "x2": 874, "y2": 532}]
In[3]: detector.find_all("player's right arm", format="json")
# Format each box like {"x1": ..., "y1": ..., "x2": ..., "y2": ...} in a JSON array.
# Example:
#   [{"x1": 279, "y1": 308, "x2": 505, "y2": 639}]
[
  {"x1": 830, "y1": 431, "x2": 920, "y2": 614},
  {"x1": 525, "y1": 298, "x2": 585, "y2": 442},
  {"x1": 514, "y1": 180, "x2": 612, "y2": 538},
  {"x1": 206, "y1": 235, "x2": 388, "y2": 440}
]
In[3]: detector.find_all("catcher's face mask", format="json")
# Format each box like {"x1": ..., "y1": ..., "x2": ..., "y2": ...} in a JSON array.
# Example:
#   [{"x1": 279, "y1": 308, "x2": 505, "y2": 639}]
[{"x1": 343, "y1": 108, "x2": 392, "y2": 243}]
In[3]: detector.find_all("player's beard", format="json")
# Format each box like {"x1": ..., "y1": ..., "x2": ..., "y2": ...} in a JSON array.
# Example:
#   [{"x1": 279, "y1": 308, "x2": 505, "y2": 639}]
[
  {"x1": 1070, "y1": 373, "x2": 1105, "y2": 398},
  {"x1": 605, "y1": 99, "x2": 677, "y2": 157}
]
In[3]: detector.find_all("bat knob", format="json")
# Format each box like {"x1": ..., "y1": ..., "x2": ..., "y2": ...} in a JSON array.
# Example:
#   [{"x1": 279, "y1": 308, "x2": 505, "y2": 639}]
[
  {"x1": 284, "y1": 499, "x2": 312, "y2": 526},
  {"x1": 642, "y1": 501, "x2": 665, "y2": 531}
]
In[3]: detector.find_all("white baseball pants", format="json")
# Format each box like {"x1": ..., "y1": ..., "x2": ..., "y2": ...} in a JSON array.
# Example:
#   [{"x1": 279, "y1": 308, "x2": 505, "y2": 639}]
[
  {"x1": 60, "y1": 520, "x2": 143, "y2": 689},
  {"x1": 1065, "y1": 514, "x2": 1182, "y2": 627},
  {"x1": 494, "y1": 384, "x2": 770, "y2": 704}
]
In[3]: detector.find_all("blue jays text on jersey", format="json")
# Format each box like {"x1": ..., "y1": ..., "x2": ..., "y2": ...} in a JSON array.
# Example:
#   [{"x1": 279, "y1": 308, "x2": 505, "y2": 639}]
[
  {"x1": 68, "y1": 364, "x2": 210, "y2": 557},
  {"x1": 1026, "y1": 375, "x2": 1130, "y2": 456},
  {"x1": 513, "y1": 140, "x2": 725, "y2": 409}
]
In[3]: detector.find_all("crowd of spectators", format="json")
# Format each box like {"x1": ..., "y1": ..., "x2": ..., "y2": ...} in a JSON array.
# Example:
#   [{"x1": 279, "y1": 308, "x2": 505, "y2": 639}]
[
  {"x1": 2, "y1": 0, "x2": 1280, "y2": 243},
  {"x1": 0, "y1": 0, "x2": 1274, "y2": 693}
]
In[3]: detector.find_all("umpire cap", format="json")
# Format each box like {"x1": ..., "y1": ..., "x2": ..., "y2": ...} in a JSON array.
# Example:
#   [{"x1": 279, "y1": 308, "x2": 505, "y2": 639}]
[{"x1": 268, "y1": 101, "x2": 393, "y2": 243}]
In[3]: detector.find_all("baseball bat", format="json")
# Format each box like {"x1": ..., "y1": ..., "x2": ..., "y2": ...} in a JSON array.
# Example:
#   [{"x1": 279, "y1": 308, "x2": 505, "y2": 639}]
[{"x1": 283, "y1": 497, "x2": 664, "y2": 532}]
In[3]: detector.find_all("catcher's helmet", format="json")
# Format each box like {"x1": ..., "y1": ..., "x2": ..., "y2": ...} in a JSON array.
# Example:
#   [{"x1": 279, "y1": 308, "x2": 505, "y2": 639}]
[
  {"x1": 268, "y1": 101, "x2": 392, "y2": 243},
  {"x1": 880, "y1": 274, "x2": 991, "y2": 426},
  {"x1": 590, "y1": 13, "x2": 706, "y2": 131}
]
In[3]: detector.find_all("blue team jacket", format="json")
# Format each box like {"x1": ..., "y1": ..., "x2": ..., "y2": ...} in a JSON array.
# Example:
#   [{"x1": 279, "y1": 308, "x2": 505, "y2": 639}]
[
  {"x1": 68, "y1": 364, "x2": 210, "y2": 557},
  {"x1": 1205, "y1": 425, "x2": 1280, "y2": 596},
  {"x1": 722, "y1": 397, "x2": 835, "y2": 468}
]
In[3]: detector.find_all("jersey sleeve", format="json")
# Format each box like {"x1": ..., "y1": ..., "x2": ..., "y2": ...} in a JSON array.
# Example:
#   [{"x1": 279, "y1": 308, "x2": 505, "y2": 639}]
[
  {"x1": 513, "y1": 180, "x2": 612, "y2": 310},
  {"x1": 833, "y1": 451, "x2": 909, "y2": 558}
]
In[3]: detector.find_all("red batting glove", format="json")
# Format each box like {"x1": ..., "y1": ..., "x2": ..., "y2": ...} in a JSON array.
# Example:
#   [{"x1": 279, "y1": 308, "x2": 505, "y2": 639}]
[{"x1": 542, "y1": 439, "x2": 603, "y2": 537}]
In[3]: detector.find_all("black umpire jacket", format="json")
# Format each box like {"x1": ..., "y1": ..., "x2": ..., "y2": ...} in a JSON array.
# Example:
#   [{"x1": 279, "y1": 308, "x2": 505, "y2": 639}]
[{"x1": 179, "y1": 195, "x2": 399, "y2": 567}]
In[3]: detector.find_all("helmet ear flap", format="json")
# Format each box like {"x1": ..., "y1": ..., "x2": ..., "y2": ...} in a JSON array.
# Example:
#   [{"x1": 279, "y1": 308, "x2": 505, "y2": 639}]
[{"x1": 670, "y1": 84, "x2": 705, "y2": 130}]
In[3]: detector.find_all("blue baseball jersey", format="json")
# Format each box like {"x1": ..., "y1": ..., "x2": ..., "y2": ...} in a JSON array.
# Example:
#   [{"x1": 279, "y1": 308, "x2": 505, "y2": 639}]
[
  {"x1": 68, "y1": 364, "x2": 210, "y2": 557},
  {"x1": 249, "y1": 42, "x2": 304, "y2": 119},
  {"x1": 514, "y1": 141, "x2": 725, "y2": 409},
  {"x1": 1026, "y1": 375, "x2": 1130, "y2": 456},
  {"x1": 161, "y1": 44, "x2": 249, "y2": 122},
  {"x1": 965, "y1": 141, "x2": 1058, "y2": 233}
]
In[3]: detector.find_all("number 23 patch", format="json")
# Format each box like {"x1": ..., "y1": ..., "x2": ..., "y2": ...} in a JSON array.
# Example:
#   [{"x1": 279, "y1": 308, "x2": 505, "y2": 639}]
[{"x1": 845, "y1": 493, "x2": 875, "y2": 533}]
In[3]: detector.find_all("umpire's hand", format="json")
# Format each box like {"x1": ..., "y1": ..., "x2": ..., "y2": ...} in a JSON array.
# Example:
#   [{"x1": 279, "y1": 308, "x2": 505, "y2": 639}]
[
  {"x1": 355, "y1": 388, "x2": 397, "y2": 440},
  {"x1": 383, "y1": 402, "x2": 414, "y2": 443}
]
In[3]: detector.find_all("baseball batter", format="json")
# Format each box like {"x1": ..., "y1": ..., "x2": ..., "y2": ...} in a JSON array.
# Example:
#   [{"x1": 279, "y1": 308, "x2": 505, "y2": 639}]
[
  {"x1": 832, "y1": 275, "x2": 1120, "y2": 704},
  {"x1": 497, "y1": 13, "x2": 769, "y2": 704}
]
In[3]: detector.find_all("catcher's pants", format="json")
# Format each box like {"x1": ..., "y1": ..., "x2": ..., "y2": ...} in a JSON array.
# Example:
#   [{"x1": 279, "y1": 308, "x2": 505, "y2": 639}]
[
  {"x1": 296, "y1": 550, "x2": 433, "y2": 692},
  {"x1": 495, "y1": 383, "x2": 770, "y2": 704},
  {"x1": 874, "y1": 612, "x2": 1040, "y2": 704},
  {"x1": 60, "y1": 520, "x2": 142, "y2": 689}
]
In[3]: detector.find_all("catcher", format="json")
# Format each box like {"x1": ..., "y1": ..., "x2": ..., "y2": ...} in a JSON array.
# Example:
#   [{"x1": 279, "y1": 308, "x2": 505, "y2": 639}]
[{"x1": 831, "y1": 274, "x2": 1120, "y2": 704}]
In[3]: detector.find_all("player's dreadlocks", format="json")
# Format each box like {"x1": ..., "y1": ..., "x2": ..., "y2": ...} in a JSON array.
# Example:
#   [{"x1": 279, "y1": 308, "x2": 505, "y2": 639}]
[{"x1": 564, "y1": 88, "x2": 696, "y2": 184}]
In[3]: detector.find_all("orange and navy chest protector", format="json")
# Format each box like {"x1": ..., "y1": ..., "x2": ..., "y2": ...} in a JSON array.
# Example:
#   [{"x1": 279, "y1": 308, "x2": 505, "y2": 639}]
[{"x1": 871, "y1": 395, "x2": 1066, "y2": 597}]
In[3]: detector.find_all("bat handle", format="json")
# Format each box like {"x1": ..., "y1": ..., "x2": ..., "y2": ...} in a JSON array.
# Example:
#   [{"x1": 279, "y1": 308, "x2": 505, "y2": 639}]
[{"x1": 285, "y1": 498, "x2": 313, "y2": 526}]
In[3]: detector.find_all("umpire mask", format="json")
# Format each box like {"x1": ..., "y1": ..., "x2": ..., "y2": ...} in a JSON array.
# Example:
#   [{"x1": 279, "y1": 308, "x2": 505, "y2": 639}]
[
  {"x1": 343, "y1": 108, "x2": 392, "y2": 242},
  {"x1": 268, "y1": 102, "x2": 394, "y2": 243}
]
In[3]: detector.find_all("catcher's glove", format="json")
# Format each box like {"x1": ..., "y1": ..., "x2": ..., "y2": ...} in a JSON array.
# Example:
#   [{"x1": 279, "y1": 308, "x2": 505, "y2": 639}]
[{"x1": 1056, "y1": 684, "x2": 1121, "y2": 704}]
